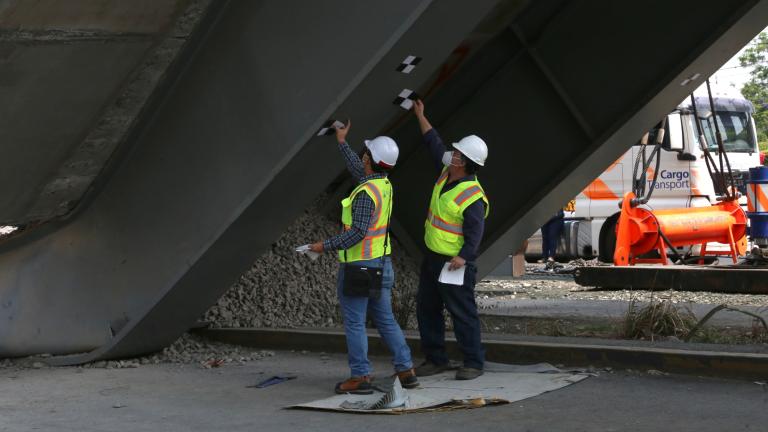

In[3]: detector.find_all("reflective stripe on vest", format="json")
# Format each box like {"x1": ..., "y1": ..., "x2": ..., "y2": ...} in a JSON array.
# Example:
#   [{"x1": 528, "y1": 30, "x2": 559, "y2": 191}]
[
  {"x1": 427, "y1": 209, "x2": 463, "y2": 235},
  {"x1": 424, "y1": 167, "x2": 488, "y2": 256},
  {"x1": 339, "y1": 178, "x2": 392, "y2": 263},
  {"x1": 453, "y1": 186, "x2": 483, "y2": 206}
]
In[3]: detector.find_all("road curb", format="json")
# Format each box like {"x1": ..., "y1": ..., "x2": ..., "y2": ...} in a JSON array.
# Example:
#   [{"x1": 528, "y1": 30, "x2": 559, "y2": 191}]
[{"x1": 197, "y1": 328, "x2": 768, "y2": 381}]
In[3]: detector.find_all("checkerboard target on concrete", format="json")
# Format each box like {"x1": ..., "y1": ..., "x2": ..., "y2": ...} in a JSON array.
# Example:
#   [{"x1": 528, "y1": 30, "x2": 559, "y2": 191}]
[
  {"x1": 316, "y1": 119, "x2": 346, "y2": 136},
  {"x1": 393, "y1": 89, "x2": 419, "y2": 110},
  {"x1": 396, "y1": 55, "x2": 421, "y2": 74}
]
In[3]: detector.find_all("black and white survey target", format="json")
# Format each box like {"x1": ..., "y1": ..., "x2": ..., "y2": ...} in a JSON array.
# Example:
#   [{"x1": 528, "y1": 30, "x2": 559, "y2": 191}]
[
  {"x1": 316, "y1": 119, "x2": 346, "y2": 137},
  {"x1": 393, "y1": 89, "x2": 419, "y2": 110},
  {"x1": 396, "y1": 55, "x2": 421, "y2": 74}
]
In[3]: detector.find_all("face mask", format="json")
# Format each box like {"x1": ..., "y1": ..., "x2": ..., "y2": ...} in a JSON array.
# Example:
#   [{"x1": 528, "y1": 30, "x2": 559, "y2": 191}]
[
  {"x1": 442, "y1": 151, "x2": 454, "y2": 167},
  {"x1": 442, "y1": 151, "x2": 464, "y2": 167}
]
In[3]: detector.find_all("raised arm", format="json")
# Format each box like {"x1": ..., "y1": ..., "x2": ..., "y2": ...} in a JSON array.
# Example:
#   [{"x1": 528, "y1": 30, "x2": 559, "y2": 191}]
[
  {"x1": 334, "y1": 120, "x2": 365, "y2": 181},
  {"x1": 414, "y1": 99, "x2": 433, "y2": 134},
  {"x1": 414, "y1": 100, "x2": 446, "y2": 171}
]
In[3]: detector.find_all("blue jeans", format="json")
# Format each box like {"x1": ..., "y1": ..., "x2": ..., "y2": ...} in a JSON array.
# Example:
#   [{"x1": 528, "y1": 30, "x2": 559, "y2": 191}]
[
  {"x1": 416, "y1": 256, "x2": 484, "y2": 369},
  {"x1": 337, "y1": 257, "x2": 413, "y2": 377}
]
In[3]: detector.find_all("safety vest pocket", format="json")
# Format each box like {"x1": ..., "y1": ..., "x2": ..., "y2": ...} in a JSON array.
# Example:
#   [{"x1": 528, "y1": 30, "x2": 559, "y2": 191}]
[{"x1": 340, "y1": 197, "x2": 353, "y2": 226}]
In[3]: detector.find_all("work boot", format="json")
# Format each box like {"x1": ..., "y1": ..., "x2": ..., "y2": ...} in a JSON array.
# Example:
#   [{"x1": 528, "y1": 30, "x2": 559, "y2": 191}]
[
  {"x1": 455, "y1": 367, "x2": 484, "y2": 380},
  {"x1": 415, "y1": 361, "x2": 450, "y2": 377},
  {"x1": 395, "y1": 368, "x2": 419, "y2": 389},
  {"x1": 334, "y1": 375, "x2": 373, "y2": 394}
]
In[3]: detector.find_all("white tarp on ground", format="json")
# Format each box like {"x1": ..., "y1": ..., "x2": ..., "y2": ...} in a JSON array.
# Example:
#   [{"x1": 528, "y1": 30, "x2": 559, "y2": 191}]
[{"x1": 289, "y1": 363, "x2": 589, "y2": 414}]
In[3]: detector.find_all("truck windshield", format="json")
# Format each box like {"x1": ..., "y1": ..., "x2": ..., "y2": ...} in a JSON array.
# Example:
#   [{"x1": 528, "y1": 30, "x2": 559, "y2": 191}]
[{"x1": 694, "y1": 111, "x2": 756, "y2": 153}]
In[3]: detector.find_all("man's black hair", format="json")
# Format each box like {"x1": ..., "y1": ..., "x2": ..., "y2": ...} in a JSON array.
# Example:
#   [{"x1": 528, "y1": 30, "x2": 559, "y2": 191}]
[
  {"x1": 460, "y1": 153, "x2": 481, "y2": 175},
  {"x1": 365, "y1": 149, "x2": 391, "y2": 173}
]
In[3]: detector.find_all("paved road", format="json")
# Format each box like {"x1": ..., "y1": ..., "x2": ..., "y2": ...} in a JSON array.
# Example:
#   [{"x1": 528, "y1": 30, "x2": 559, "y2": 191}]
[{"x1": 1, "y1": 350, "x2": 766, "y2": 431}]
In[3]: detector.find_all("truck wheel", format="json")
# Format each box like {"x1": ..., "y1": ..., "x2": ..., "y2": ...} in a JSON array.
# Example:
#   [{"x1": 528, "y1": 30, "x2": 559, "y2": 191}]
[{"x1": 598, "y1": 213, "x2": 620, "y2": 263}]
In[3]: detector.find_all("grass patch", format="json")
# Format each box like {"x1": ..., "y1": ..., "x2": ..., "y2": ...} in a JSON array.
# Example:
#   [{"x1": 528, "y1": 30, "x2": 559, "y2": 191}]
[{"x1": 621, "y1": 300, "x2": 696, "y2": 340}]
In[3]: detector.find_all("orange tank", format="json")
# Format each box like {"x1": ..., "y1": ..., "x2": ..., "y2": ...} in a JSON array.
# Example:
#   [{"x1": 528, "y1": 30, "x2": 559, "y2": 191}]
[{"x1": 613, "y1": 192, "x2": 747, "y2": 266}]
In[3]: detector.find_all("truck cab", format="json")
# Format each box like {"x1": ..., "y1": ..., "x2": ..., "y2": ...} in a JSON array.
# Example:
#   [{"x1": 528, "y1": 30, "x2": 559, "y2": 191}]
[{"x1": 527, "y1": 95, "x2": 761, "y2": 262}]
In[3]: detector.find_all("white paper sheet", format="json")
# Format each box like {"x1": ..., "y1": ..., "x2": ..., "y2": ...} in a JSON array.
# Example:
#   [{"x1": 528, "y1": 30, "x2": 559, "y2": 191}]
[
  {"x1": 438, "y1": 262, "x2": 465, "y2": 285},
  {"x1": 295, "y1": 244, "x2": 320, "y2": 261}
]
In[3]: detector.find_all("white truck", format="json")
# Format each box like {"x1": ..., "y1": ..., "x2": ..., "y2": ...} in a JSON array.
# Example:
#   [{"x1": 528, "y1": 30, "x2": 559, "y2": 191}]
[{"x1": 527, "y1": 94, "x2": 762, "y2": 262}]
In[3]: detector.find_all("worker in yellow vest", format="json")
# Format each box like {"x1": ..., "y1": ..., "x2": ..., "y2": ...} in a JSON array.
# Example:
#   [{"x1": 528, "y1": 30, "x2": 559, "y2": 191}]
[
  {"x1": 308, "y1": 120, "x2": 417, "y2": 394},
  {"x1": 412, "y1": 100, "x2": 489, "y2": 381}
]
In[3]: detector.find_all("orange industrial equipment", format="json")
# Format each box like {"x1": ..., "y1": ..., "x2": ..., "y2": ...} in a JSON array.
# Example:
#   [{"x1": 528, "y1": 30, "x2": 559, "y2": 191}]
[{"x1": 613, "y1": 192, "x2": 747, "y2": 266}]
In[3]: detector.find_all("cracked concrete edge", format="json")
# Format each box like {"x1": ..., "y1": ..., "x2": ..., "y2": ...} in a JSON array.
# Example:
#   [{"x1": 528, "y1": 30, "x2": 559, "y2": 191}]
[
  {"x1": 0, "y1": 29, "x2": 143, "y2": 42},
  {"x1": 19, "y1": 0, "x2": 213, "y2": 224},
  {"x1": 196, "y1": 327, "x2": 768, "y2": 381}
]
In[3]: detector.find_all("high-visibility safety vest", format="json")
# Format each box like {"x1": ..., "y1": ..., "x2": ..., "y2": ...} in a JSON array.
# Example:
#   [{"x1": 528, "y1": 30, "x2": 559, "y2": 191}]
[
  {"x1": 424, "y1": 168, "x2": 489, "y2": 256},
  {"x1": 338, "y1": 178, "x2": 392, "y2": 263}
]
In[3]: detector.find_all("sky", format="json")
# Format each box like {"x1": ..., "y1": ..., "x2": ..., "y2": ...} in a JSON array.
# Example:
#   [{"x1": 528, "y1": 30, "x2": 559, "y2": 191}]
[{"x1": 697, "y1": 26, "x2": 768, "y2": 97}]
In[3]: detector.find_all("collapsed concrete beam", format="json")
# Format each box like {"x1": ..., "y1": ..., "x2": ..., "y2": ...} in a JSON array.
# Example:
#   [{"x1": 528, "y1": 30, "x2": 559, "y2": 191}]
[
  {"x1": 0, "y1": 0, "x2": 502, "y2": 360},
  {"x1": 0, "y1": 0, "x2": 766, "y2": 363},
  {"x1": 384, "y1": 0, "x2": 768, "y2": 276}
]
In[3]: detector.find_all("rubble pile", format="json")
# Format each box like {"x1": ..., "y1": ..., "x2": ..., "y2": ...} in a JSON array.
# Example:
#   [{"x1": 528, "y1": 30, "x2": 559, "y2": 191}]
[
  {"x1": 132, "y1": 333, "x2": 274, "y2": 368},
  {"x1": 204, "y1": 194, "x2": 421, "y2": 330},
  {"x1": 0, "y1": 333, "x2": 274, "y2": 370}
]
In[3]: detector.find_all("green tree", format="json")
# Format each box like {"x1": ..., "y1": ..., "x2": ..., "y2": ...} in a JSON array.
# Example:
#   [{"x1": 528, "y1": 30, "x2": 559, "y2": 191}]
[{"x1": 739, "y1": 32, "x2": 768, "y2": 152}]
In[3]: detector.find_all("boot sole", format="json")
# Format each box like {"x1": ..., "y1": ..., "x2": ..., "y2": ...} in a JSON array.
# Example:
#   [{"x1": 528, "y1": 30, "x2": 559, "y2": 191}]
[
  {"x1": 455, "y1": 372, "x2": 484, "y2": 380},
  {"x1": 401, "y1": 381, "x2": 420, "y2": 389}
]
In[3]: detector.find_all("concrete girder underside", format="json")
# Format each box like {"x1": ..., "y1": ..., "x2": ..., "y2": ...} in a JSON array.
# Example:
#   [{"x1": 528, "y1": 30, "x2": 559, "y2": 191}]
[
  {"x1": 0, "y1": 0, "x2": 504, "y2": 361},
  {"x1": 0, "y1": 0, "x2": 193, "y2": 224},
  {"x1": 384, "y1": 0, "x2": 768, "y2": 275},
  {"x1": 0, "y1": 0, "x2": 765, "y2": 362}
]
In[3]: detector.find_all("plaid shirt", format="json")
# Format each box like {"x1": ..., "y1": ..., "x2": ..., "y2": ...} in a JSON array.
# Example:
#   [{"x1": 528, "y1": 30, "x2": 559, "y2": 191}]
[{"x1": 323, "y1": 142, "x2": 387, "y2": 252}]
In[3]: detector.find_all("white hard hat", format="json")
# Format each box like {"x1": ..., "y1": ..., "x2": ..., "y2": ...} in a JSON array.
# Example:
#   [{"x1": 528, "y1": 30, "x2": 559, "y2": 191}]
[
  {"x1": 452, "y1": 135, "x2": 487, "y2": 166},
  {"x1": 364, "y1": 136, "x2": 399, "y2": 168}
]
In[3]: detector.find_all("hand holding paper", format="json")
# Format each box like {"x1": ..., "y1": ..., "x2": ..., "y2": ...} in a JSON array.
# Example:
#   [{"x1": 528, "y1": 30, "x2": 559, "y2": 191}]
[
  {"x1": 438, "y1": 262, "x2": 465, "y2": 285},
  {"x1": 295, "y1": 244, "x2": 320, "y2": 261}
]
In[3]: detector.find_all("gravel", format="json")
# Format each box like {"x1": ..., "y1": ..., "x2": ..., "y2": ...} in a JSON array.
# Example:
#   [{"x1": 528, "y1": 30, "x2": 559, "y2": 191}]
[
  {"x1": 478, "y1": 263, "x2": 768, "y2": 308},
  {"x1": 0, "y1": 333, "x2": 275, "y2": 370},
  {"x1": 203, "y1": 194, "x2": 421, "y2": 330},
  {"x1": 130, "y1": 333, "x2": 275, "y2": 368}
]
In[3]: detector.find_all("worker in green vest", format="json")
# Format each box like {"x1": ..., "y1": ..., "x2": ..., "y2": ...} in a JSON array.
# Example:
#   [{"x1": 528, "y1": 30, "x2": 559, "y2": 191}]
[
  {"x1": 308, "y1": 120, "x2": 417, "y2": 394},
  {"x1": 412, "y1": 100, "x2": 489, "y2": 381}
]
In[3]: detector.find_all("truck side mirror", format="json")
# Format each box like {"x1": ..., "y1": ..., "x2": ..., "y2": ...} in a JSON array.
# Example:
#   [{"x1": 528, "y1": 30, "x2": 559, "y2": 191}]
[{"x1": 667, "y1": 113, "x2": 684, "y2": 151}]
